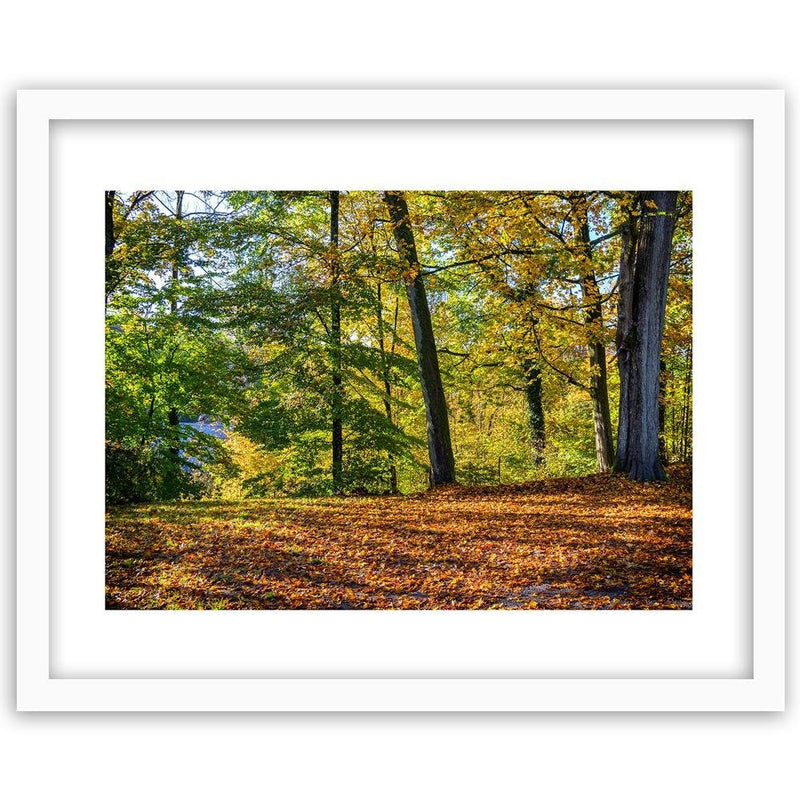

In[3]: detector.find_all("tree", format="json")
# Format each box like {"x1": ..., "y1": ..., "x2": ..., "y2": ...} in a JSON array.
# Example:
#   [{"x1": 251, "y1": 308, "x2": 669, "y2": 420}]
[
  {"x1": 573, "y1": 196, "x2": 615, "y2": 470},
  {"x1": 105, "y1": 190, "x2": 250, "y2": 502},
  {"x1": 382, "y1": 191, "x2": 455, "y2": 485},
  {"x1": 374, "y1": 276, "x2": 401, "y2": 492},
  {"x1": 433, "y1": 189, "x2": 620, "y2": 473},
  {"x1": 614, "y1": 191, "x2": 679, "y2": 481},
  {"x1": 163, "y1": 189, "x2": 185, "y2": 498},
  {"x1": 105, "y1": 189, "x2": 154, "y2": 301},
  {"x1": 219, "y1": 190, "x2": 421, "y2": 496},
  {"x1": 329, "y1": 190, "x2": 344, "y2": 491},
  {"x1": 520, "y1": 357, "x2": 545, "y2": 462}
]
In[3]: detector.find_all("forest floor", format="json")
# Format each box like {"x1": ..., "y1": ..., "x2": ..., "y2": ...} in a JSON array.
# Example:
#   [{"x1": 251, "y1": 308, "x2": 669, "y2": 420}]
[{"x1": 106, "y1": 465, "x2": 692, "y2": 610}]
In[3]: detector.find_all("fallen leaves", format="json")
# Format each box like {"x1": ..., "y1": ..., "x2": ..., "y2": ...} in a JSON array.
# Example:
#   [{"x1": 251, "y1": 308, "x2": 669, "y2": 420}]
[{"x1": 106, "y1": 465, "x2": 692, "y2": 610}]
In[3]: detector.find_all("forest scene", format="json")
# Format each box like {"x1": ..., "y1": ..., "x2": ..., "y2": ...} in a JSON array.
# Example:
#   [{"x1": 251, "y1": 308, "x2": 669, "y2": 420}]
[{"x1": 105, "y1": 189, "x2": 692, "y2": 610}]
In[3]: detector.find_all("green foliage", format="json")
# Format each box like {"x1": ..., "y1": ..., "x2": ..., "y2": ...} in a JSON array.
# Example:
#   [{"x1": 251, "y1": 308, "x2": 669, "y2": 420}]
[
  {"x1": 106, "y1": 189, "x2": 692, "y2": 502},
  {"x1": 105, "y1": 440, "x2": 211, "y2": 505}
]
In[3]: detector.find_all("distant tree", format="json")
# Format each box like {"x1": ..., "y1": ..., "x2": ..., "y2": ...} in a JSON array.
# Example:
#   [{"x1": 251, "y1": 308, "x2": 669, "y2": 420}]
[{"x1": 521, "y1": 357, "x2": 545, "y2": 463}]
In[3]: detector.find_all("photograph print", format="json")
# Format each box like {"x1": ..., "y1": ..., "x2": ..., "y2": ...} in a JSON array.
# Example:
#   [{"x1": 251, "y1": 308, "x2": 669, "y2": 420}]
[{"x1": 105, "y1": 189, "x2": 692, "y2": 610}]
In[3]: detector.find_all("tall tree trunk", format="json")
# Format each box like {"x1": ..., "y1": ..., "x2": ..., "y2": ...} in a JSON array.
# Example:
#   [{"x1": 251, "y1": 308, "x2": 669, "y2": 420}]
[
  {"x1": 382, "y1": 191, "x2": 455, "y2": 485},
  {"x1": 615, "y1": 191, "x2": 678, "y2": 481},
  {"x1": 329, "y1": 190, "x2": 344, "y2": 492},
  {"x1": 577, "y1": 207, "x2": 614, "y2": 472},
  {"x1": 167, "y1": 190, "x2": 184, "y2": 486},
  {"x1": 613, "y1": 207, "x2": 638, "y2": 472},
  {"x1": 521, "y1": 358, "x2": 545, "y2": 464},
  {"x1": 376, "y1": 281, "x2": 399, "y2": 493}
]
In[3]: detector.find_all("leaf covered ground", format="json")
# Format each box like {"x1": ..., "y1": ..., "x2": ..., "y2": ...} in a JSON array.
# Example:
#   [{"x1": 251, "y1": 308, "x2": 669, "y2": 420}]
[{"x1": 106, "y1": 465, "x2": 692, "y2": 610}]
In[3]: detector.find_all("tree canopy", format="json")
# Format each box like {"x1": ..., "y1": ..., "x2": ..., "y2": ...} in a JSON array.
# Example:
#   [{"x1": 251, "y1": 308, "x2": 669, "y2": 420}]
[{"x1": 105, "y1": 189, "x2": 692, "y2": 504}]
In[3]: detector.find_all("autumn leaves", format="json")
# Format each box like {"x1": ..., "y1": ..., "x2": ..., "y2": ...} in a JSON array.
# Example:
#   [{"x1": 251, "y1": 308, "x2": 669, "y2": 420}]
[{"x1": 106, "y1": 465, "x2": 692, "y2": 610}]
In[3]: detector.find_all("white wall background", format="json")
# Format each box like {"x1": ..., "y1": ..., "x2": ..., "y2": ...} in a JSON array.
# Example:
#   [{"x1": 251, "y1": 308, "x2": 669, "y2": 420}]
[{"x1": 2, "y1": 2, "x2": 795, "y2": 798}]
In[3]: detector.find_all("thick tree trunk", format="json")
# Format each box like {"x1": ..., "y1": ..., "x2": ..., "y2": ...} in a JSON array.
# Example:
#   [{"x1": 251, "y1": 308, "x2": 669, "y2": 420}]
[
  {"x1": 329, "y1": 190, "x2": 344, "y2": 492},
  {"x1": 521, "y1": 358, "x2": 545, "y2": 464},
  {"x1": 577, "y1": 210, "x2": 614, "y2": 472},
  {"x1": 613, "y1": 210, "x2": 638, "y2": 472},
  {"x1": 615, "y1": 191, "x2": 678, "y2": 481},
  {"x1": 382, "y1": 191, "x2": 455, "y2": 485}
]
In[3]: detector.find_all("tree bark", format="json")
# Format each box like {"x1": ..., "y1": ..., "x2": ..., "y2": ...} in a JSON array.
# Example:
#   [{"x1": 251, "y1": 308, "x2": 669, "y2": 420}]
[
  {"x1": 382, "y1": 191, "x2": 455, "y2": 485},
  {"x1": 521, "y1": 358, "x2": 545, "y2": 464},
  {"x1": 329, "y1": 190, "x2": 344, "y2": 492},
  {"x1": 613, "y1": 207, "x2": 638, "y2": 472},
  {"x1": 615, "y1": 191, "x2": 678, "y2": 481},
  {"x1": 576, "y1": 208, "x2": 614, "y2": 472}
]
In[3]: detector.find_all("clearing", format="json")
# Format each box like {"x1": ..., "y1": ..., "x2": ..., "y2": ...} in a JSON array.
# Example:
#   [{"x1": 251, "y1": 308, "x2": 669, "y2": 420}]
[{"x1": 106, "y1": 465, "x2": 692, "y2": 610}]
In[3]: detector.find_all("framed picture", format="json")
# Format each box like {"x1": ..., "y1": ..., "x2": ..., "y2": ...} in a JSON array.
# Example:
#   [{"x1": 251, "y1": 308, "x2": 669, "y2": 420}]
[{"x1": 17, "y1": 89, "x2": 784, "y2": 711}]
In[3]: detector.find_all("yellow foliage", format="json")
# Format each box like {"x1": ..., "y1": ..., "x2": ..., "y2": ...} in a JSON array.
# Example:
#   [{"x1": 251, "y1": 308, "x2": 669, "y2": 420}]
[{"x1": 207, "y1": 429, "x2": 281, "y2": 500}]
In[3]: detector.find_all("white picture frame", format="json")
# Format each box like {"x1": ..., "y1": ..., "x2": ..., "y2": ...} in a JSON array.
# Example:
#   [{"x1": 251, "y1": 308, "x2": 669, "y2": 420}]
[{"x1": 17, "y1": 89, "x2": 785, "y2": 711}]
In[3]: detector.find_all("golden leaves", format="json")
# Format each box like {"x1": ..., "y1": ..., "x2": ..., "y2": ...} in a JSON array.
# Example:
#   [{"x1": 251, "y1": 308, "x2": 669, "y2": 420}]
[{"x1": 106, "y1": 466, "x2": 692, "y2": 611}]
